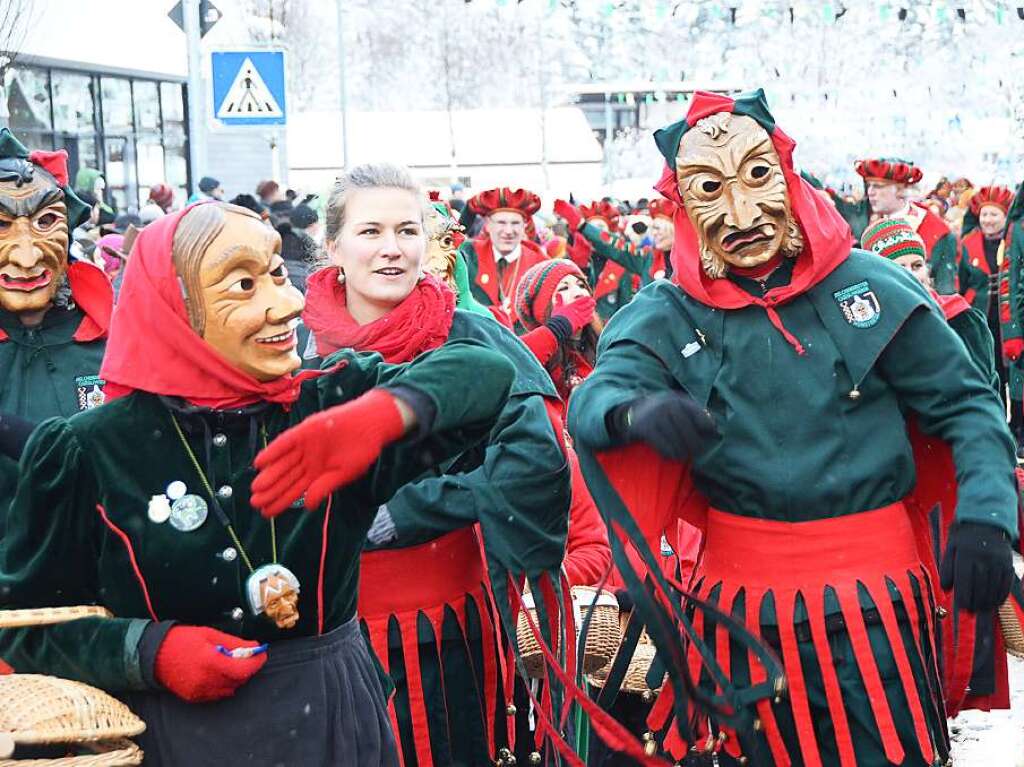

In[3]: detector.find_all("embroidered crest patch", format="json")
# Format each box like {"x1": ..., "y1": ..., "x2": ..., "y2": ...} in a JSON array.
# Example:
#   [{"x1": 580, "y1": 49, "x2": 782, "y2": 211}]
[
  {"x1": 75, "y1": 374, "x2": 107, "y2": 410},
  {"x1": 833, "y1": 281, "x2": 881, "y2": 328}
]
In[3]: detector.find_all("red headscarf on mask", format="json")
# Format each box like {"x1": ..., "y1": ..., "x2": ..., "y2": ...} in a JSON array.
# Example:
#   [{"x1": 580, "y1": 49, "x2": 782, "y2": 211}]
[
  {"x1": 653, "y1": 90, "x2": 854, "y2": 354},
  {"x1": 100, "y1": 202, "x2": 323, "y2": 409}
]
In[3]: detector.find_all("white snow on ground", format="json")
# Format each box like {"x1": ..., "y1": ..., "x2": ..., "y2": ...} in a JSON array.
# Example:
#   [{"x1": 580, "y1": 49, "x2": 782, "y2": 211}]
[{"x1": 949, "y1": 655, "x2": 1024, "y2": 765}]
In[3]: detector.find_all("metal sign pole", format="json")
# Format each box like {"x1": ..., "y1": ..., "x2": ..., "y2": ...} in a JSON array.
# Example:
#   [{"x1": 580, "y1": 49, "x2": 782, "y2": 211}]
[
  {"x1": 335, "y1": 0, "x2": 350, "y2": 170},
  {"x1": 183, "y1": 0, "x2": 207, "y2": 194}
]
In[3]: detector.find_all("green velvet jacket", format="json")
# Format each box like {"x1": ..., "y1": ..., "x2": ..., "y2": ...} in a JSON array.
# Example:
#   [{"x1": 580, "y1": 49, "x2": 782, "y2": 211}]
[
  {"x1": 0, "y1": 304, "x2": 106, "y2": 525},
  {"x1": 378, "y1": 311, "x2": 570, "y2": 576},
  {"x1": 570, "y1": 250, "x2": 1018, "y2": 535},
  {"x1": 0, "y1": 341, "x2": 514, "y2": 693}
]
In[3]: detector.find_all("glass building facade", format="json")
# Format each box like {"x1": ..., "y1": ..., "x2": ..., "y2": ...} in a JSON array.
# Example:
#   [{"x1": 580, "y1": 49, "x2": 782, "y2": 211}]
[{"x1": 4, "y1": 64, "x2": 189, "y2": 212}]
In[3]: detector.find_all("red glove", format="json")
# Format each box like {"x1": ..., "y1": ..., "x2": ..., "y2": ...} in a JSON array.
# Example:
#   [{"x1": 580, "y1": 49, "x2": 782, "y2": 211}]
[
  {"x1": 251, "y1": 389, "x2": 406, "y2": 517},
  {"x1": 551, "y1": 295, "x2": 596, "y2": 335},
  {"x1": 1004, "y1": 338, "x2": 1024, "y2": 362},
  {"x1": 155, "y1": 626, "x2": 266, "y2": 703},
  {"x1": 553, "y1": 199, "x2": 583, "y2": 232},
  {"x1": 566, "y1": 235, "x2": 593, "y2": 269}
]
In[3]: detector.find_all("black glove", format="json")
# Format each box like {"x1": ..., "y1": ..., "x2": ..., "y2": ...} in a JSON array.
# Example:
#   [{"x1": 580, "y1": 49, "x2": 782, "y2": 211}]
[
  {"x1": 940, "y1": 521, "x2": 1014, "y2": 612},
  {"x1": 545, "y1": 314, "x2": 573, "y2": 344},
  {"x1": 0, "y1": 413, "x2": 37, "y2": 461},
  {"x1": 607, "y1": 391, "x2": 717, "y2": 461}
]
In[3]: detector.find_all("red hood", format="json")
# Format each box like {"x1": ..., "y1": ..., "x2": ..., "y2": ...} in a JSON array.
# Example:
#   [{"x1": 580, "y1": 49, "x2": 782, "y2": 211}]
[
  {"x1": 100, "y1": 202, "x2": 325, "y2": 410},
  {"x1": 653, "y1": 91, "x2": 854, "y2": 317}
]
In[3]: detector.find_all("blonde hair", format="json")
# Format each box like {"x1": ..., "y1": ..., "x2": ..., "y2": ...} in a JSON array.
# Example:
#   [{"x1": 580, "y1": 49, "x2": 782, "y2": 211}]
[{"x1": 323, "y1": 163, "x2": 424, "y2": 245}]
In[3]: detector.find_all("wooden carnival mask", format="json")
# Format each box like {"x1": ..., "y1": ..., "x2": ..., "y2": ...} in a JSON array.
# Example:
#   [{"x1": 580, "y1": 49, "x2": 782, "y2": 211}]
[
  {"x1": 424, "y1": 199, "x2": 464, "y2": 291},
  {"x1": 675, "y1": 114, "x2": 802, "y2": 278},
  {"x1": 0, "y1": 158, "x2": 69, "y2": 319},
  {"x1": 174, "y1": 203, "x2": 304, "y2": 382}
]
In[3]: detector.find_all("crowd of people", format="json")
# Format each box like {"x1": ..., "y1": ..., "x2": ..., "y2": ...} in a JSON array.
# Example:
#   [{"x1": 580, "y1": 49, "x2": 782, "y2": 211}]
[{"x1": 0, "y1": 86, "x2": 1022, "y2": 767}]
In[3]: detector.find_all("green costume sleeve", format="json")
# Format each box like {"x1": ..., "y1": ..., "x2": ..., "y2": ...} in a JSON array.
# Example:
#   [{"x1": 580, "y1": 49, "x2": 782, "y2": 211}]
[
  {"x1": 385, "y1": 393, "x2": 570, "y2": 573},
  {"x1": 579, "y1": 223, "x2": 651, "y2": 281},
  {"x1": 947, "y1": 306, "x2": 998, "y2": 390},
  {"x1": 877, "y1": 304, "x2": 1018, "y2": 538},
  {"x1": 0, "y1": 419, "x2": 152, "y2": 691},
  {"x1": 958, "y1": 241, "x2": 989, "y2": 313},
  {"x1": 930, "y1": 233, "x2": 959, "y2": 295},
  {"x1": 830, "y1": 195, "x2": 869, "y2": 242},
  {"x1": 313, "y1": 339, "x2": 515, "y2": 507},
  {"x1": 1006, "y1": 225, "x2": 1024, "y2": 343}
]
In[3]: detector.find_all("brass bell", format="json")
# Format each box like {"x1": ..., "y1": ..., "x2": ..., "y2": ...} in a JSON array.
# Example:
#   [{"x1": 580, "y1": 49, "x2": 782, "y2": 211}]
[
  {"x1": 506, "y1": 703, "x2": 517, "y2": 716},
  {"x1": 936, "y1": 605, "x2": 949, "y2": 619},
  {"x1": 641, "y1": 689, "x2": 654, "y2": 702},
  {"x1": 848, "y1": 387, "x2": 861, "y2": 401},
  {"x1": 753, "y1": 718, "x2": 763, "y2": 732},
  {"x1": 528, "y1": 753, "x2": 542, "y2": 765},
  {"x1": 739, "y1": 758, "x2": 749, "y2": 766}
]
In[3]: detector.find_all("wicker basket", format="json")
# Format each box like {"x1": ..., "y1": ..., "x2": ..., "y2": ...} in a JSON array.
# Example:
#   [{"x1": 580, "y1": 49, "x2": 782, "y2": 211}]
[
  {"x1": 0, "y1": 676, "x2": 145, "y2": 766},
  {"x1": 999, "y1": 598, "x2": 1024, "y2": 659},
  {"x1": 570, "y1": 587, "x2": 622, "y2": 674},
  {"x1": 587, "y1": 633, "x2": 664, "y2": 697},
  {"x1": 0, "y1": 608, "x2": 111, "y2": 630},
  {"x1": 515, "y1": 588, "x2": 621, "y2": 678},
  {"x1": 0, "y1": 740, "x2": 142, "y2": 767}
]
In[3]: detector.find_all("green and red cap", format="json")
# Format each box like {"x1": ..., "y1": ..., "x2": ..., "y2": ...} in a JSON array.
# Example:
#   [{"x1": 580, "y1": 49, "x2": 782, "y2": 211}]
[
  {"x1": 650, "y1": 88, "x2": 853, "y2": 355},
  {"x1": 860, "y1": 218, "x2": 926, "y2": 261},
  {"x1": 514, "y1": 258, "x2": 588, "y2": 331}
]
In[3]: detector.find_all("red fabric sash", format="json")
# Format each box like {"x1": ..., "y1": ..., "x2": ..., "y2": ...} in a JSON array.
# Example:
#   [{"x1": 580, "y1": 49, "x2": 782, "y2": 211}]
[{"x1": 303, "y1": 268, "x2": 455, "y2": 362}]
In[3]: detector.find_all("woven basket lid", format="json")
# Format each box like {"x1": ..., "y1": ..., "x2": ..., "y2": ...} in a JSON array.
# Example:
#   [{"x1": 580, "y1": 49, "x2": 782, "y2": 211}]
[{"x1": 0, "y1": 676, "x2": 145, "y2": 746}]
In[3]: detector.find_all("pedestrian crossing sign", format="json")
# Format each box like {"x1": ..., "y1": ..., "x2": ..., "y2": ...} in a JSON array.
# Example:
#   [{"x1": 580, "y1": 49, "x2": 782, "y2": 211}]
[{"x1": 211, "y1": 50, "x2": 287, "y2": 126}]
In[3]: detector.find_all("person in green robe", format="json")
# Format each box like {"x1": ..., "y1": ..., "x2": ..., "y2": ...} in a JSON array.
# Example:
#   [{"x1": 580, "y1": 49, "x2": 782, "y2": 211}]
[
  {"x1": 569, "y1": 89, "x2": 1017, "y2": 767},
  {"x1": 0, "y1": 128, "x2": 108, "y2": 531},
  {"x1": 300, "y1": 163, "x2": 576, "y2": 766},
  {"x1": 0, "y1": 200, "x2": 515, "y2": 766}
]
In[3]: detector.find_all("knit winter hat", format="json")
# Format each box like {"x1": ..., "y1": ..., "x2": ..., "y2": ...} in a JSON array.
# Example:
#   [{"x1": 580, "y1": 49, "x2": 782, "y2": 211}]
[
  {"x1": 514, "y1": 258, "x2": 588, "y2": 330},
  {"x1": 860, "y1": 218, "x2": 926, "y2": 261},
  {"x1": 148, "y1": 183, "x2": 174, "y2": 209}
]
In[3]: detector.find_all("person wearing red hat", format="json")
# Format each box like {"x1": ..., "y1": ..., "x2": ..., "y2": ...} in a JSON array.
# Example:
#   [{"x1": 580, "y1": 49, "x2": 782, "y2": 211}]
[
  {"x1": 0, "y1": 198, "x2": 515, "y2": 765},
  {"x1": 834, "y1": 157, "x2": 959, "y2": 295},
  {"x1": 569, "y1": 89, "x2": 1018, "y2": 766},
  {"x1": 301, "y1": 164, "x2": 583, "y2": 766},
  {"x1": 959, "y1": 187, "x2": 1019, "y2": 435},
  {"x1": 999, "y1": 181, "x2": 1024, "y2": 457},
  {"x1": 459, "y1": 187, "x2": 548, "y2": 326}
]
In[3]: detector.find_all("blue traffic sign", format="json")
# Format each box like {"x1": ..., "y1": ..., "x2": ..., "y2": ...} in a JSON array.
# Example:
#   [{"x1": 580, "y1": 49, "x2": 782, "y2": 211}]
[{"x1": 211, "y1": 50, "x2": 287, "y2": 126}]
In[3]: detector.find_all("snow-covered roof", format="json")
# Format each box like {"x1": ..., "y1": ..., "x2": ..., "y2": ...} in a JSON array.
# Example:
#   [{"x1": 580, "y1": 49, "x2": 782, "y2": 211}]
[{"x1": 288, "y1": 107, "x2": 603, "y2": 171}]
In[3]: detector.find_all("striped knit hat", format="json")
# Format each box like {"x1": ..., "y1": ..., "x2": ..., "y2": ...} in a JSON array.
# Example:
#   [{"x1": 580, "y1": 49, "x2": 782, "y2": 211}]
[
  {"x1": 514, "y1": 258, "x2": 588, "y2": 330},
  {"x1": 860, "y1": 218, "x2": 926, "y2": 261}
]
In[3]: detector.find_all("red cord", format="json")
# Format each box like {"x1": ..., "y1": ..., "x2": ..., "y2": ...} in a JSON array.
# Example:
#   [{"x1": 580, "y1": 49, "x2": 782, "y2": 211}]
[
  {"x1": 96, "y1": 504, "x2": 158, "y2": 621},
  {"x1": 317, "y1": 496, "x2": 333, "y2": 636}
]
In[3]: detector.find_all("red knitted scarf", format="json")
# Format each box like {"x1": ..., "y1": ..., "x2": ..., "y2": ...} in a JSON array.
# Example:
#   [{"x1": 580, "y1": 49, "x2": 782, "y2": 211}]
[{"x1": 303, "y1": 267, "x2": 456, "y2": 363}]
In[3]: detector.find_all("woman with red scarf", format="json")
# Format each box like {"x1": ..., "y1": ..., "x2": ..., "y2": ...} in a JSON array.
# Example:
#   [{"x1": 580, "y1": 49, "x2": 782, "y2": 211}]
[
  {"x1": 301, "y1": 163, "x2": 613, "y2": 766},
  {"x1": 0, "y1": 201, "x2": 514, "y2": 765}
]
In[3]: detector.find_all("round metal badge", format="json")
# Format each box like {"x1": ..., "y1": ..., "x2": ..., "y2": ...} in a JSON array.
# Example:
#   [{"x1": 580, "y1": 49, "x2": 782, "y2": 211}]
[{"x1": 169, "y1": 493, "x2": 209, "y2": 532}]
